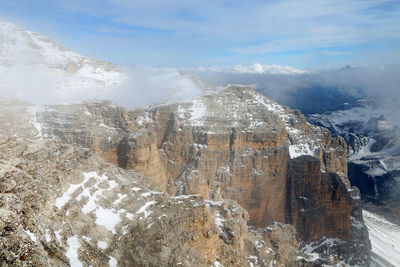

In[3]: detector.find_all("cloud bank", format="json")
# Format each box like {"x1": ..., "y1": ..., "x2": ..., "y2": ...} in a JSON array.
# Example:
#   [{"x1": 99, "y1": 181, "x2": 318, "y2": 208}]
[{"x1": 186, "y1": 64, "x2": 400, "y2": 114}]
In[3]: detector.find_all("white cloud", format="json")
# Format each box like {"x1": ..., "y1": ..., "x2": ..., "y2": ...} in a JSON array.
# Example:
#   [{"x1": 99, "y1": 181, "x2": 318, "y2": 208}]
[{"x1": 184, "y1": 63, "x2": 309, "y2": 75}]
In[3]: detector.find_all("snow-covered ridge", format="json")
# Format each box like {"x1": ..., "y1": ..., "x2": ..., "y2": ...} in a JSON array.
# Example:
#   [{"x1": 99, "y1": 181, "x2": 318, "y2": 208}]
[{"x1": 0, "y1": 20, "x2": 124, "y2": 97}]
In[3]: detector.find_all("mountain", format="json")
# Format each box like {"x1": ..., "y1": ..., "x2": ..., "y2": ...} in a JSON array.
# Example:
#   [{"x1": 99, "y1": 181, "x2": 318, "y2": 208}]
[
  {"x1": 0, "y1": 21, "x2": 213, "y2": 107},
  {"x1": 0, "y1": 21, "x2": 123, "y2": 86},
  {"x1": 308, "y1": 98, "x2": 400, "y2": 205},
  {"x1": 0, "y1": 21, "x2": 126, "y2": 105},
  {"x1": 0, "y1": 86, "x2": 371, "y2": 266}
]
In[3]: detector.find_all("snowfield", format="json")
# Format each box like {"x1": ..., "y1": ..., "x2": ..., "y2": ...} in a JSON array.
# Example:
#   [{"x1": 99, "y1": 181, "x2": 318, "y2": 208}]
[{"x1": 363, "y1": 210, "x2": 400, "y2": 267}]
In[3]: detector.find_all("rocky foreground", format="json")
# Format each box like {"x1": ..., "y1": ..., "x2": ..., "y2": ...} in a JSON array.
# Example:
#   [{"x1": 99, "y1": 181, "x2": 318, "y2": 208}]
[{"x1": 0, "y1": 87, "x2": 370, "y2": 266}]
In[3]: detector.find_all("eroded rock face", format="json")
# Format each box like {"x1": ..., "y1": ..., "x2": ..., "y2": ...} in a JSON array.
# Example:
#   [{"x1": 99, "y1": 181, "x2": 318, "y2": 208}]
[
  {"x1": 0, "y1": 86, "x2": 371, "y2": 265},
  {"x1": 286, "y1": 156, "x2": 353, "y2": 241}
]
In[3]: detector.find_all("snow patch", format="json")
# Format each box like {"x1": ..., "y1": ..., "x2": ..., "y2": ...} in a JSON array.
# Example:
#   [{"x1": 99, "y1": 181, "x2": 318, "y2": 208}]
[
  {"x1": 98, "y1": 240, "x2": 108, "y2": 249},
  {"x1": 136, "y1": 200, "x2": 157, "y2": 219},
  {"x1": 141, "y1": 190, "x2": 163, "y2": 198},
  {"x1": 189, "y1": 98, "x2": 207, "y2": 126},
  {"x1": 23, "y1": 229, "x2": 37, "y2": 243},
  {"x1": 45, "y1": 229, "x2": 51, "y2": 242},
  {"x1": 66, "y1": 236, "x2": 82, "y2": 267},
  {"x1": 289, "y1": 144, "x2": 314, "y2": 159},
  {"x1": 109, "y1": 256, "x2": 118, "y2": 267},
  {"x1": 95, "y1": 207, "x2": 121, "y2": 234}
]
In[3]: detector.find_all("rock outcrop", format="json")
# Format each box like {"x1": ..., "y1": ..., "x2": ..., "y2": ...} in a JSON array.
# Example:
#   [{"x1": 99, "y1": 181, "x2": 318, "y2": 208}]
[{"x1": 0, "y1": 86, "x2": 371, "y2": 266}]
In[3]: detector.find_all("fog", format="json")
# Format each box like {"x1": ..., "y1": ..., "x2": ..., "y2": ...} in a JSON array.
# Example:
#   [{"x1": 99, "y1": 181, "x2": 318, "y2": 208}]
[
  {"x1": 0, "y1": 64, "x2": 207, "y2": 109},
  {"x1": 111, "y1": 65, "x2": 207, "y2": 109}
]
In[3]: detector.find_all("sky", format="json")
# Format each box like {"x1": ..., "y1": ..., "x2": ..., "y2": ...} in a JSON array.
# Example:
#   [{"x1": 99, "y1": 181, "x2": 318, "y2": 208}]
[{"x1": 1, "y1": 0, "x2": 400, "y2": 69}]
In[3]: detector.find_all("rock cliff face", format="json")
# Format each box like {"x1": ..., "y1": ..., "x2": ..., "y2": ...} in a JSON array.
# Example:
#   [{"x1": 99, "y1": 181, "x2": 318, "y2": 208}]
[
  {"x1": 0, "y1": 138, "x2": 303, "y2": 266},
  {"x1": 0, "y1": 86, "x2": 371, "y2": 266}
]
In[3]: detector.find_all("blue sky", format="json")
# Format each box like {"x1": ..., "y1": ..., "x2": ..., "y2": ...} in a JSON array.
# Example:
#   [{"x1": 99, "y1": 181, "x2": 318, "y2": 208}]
[{"x1": 2, "y1": 0, "x2": 400, "y2": 69}]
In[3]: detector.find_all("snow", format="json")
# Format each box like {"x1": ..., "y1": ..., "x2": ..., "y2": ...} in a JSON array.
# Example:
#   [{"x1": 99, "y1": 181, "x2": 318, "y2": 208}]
[
  {"x1": 82, "y1": 236, "x2": 91, "y2": 243},
  {"x1": 177, "y1": 105, "x2": 186, "y2": 119},
  {"x1": 301, "y1": 237, "x2": 347, "y2": 264},
  {"x1": 66, "y1": 236, "x2": 82, "y2": 267},
  {"x1": 56, "y1": 171, "x2": 126, "y2": 234},
  {"x1": 204, "y1": 199, "x2": 224, "y2": 206},
  {"x1": 141, "y1": 190, "x2": 163, "y2": 197},
  {"x1": 136, "y1": 113, "x2": 152, "y2": 126},
  {"x1": 108, "y1": 256, "x2": 118, "y2": 267},
  {"x1": 113, "y1": 193, "x2": 127, "y2": 205},
  {"x1": 136, "y1": 200, "x2": 157, "y2": 218},
  {"x1": 363, "y1": 210, "x2": 400, "y2": 266},
  {"x1": 28, "y1": 106, "x2": 43, "y2": 139},
  {"x1": 289, "y1": 144, "x2": 314, "y2": 159},
  {"x1": 54, "y1": 229, "x2": 62, "y2": 242},
  {"x1": 172, "y1": 194, "x2": 201, "y2": 200},
  {"x1": 45, "y1": 229, "x2": 51, "y2": 242},
  {"x1": 189, "y1": 98, "x2": 207, "y2": 126},
  {"x1": 0, "y1": 21, "x2": 124, "y2": 105},
  {"x1": 97, "y1": 240, "x2": 108, "y2": 249},
  {"x1": 23, "y1": 229, "x2": 37, "y2": 243},
  {"x1": 248, "y1": 91, "x2": 285, "y2": 115},
  {"x1": 56, "y1": 171, "x2": 118, "y2": 212},
  {"x1": 215, "y1": 211, "x2": 226, "y2": 230},
  {"x1": 95, "y1": 207, "x2": 121, "y2": 234},
  {"x1": 310, "y1": 99, "x2": 400, "y2": 177},
  {"x1": 348, "y1": 139, "x2": 376, "y2": 161},
  {"x1": 213, "y1": 261, "x2": 224, "y2": 267},
  {"x1": 55, "y1": 181, "x2": 84, "y2": 209}
]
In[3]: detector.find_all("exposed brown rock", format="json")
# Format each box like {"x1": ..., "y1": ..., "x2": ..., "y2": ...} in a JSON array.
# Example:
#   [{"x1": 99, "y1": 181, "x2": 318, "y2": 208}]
[{"x1": 286, "y1": 156, "x2": 353, "y2": 242}]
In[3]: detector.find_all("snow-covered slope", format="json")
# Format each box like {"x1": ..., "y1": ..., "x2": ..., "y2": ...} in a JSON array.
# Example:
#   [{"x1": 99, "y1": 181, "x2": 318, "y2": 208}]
[
  {"x1": 0, "y1": 21, "x2": 125, "y2": 104},
  {"x1": 363, "y1": 210, "x2": 400, "y2": 267},
  {"x1": 0, "y1": 21, "x2": 123, "y2": 85}
]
